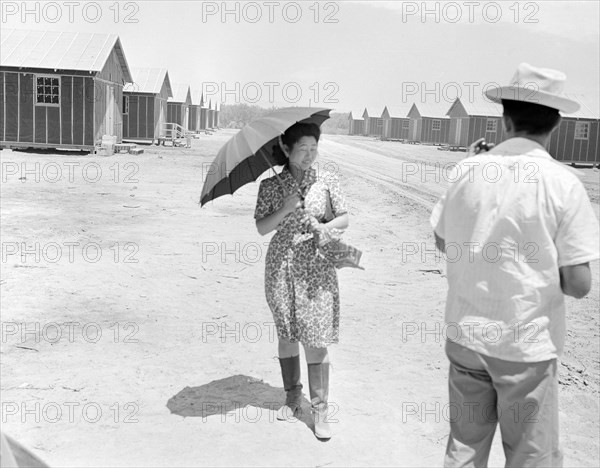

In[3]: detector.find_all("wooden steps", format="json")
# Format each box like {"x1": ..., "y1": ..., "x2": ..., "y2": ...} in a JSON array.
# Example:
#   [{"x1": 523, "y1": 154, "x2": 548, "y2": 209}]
[{"x1": 95, "y1": 141, "x2": 144, "y2": 155}]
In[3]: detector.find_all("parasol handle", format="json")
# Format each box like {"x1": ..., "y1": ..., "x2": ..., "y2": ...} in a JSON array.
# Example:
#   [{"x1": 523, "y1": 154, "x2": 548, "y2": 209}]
[
  {"x1": 258, "y1": 135, "x2": 302, "y2": 200},
  {"x1": 257, "y1": 150, "x2": 290, "y2": 196}
]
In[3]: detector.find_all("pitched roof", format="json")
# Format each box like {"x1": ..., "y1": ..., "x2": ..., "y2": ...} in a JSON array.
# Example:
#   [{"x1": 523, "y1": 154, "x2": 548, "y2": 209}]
[
  {"x1": 191, "y1": 90, "x2": 203, "y2": 106},
  {"x1": 363, "y1": 107, "x2": 384, "y2": 119},
  {"x1": 448, "y1": 94, "x2": 599, "y2": 119},
  {"x1": 348, "y1": 109, "x2": 364, "y2": 120},
  {"x1": 382, "y1": 105, "x2": 411, "y2": 118},
  {"x1": 408, "y1": 101, "x2": 452, "y2": 118},
  {"x1": 372, "y1": 107, "x2": 385, "y2": 119},
  {"x1": 1, "y1": 28, "x2": 132, "y2": 82},
  {"x1": 124, "y1": 68, "x2": 172, "y2": 96},
  {"x1": 168, "y1": 83, "x2": 191, "y2": 103},
  {"x1": 447, "y1": 97, "x2": 503, "y2": 117}
]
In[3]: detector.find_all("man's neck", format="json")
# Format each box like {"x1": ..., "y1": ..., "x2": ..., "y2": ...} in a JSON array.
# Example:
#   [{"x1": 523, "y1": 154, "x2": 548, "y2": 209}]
[{"x1": 506, "y1": 131, "x2": 551, "y2": 149}]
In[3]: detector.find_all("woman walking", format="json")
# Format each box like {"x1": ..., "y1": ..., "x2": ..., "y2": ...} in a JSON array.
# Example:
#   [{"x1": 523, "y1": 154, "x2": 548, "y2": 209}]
[{"x1": 254, "y1": 122, "x2": 349, "y2": 440}]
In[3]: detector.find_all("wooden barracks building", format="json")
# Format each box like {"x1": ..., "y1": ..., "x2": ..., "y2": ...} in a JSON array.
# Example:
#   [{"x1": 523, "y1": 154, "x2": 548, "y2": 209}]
[
  {"x1": 123, "y1": 67, "x2": 172, "y2": 143},
  {"x1": 406, "y1": 101, "x2": 451, "y2": 145},
  {"x1": 381, "y1": 105, "x2": 411, "y2": 141},
  {"x1": 1, "y1": 28, "x2": 132, "y2": 150},
  {"x1": 347, "y1": 109, "x2": 364, "y2": 135},
  {"x1": 548, "y1": 95, "x2": 599, "y2": 164},
  {"x1": 446, "y1": 96, "x2": 505, "y2": 148}
]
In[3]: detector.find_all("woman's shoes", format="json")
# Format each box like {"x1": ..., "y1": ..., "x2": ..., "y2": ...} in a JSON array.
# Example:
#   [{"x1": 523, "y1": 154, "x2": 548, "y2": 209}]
[
  {"x1": 276, "y1": 355, "x2": 303, "y2": 421},
  {"x1": 277, "y1": 356, "x2": 333, "y2": 440},
  {"x1": 307, "y1": 362, "x2": 332, "y2": 440}
]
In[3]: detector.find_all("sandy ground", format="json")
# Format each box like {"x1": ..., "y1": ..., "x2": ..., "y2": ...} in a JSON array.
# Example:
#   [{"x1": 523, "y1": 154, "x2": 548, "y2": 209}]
[{"x1": 1, "y1": 131, "x2": 598, "y2": 467}]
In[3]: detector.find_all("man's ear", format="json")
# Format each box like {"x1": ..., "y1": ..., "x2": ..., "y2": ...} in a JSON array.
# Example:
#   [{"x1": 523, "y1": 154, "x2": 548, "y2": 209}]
[
  {"x1": 553, "y1": 115, "x2": 562, "y2": 133},
  {"x1": 502, "y1": 114, "x2": 513, "y2": 133}
]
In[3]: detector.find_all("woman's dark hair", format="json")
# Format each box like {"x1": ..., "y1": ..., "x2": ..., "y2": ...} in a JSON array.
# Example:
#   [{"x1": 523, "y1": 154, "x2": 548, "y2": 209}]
[
  {"x1": 501, "y1": 99, "x2": 561, "y2": 135},
  {"x1": 271, "y1": 122, "x2": 321, "y2": 165}
]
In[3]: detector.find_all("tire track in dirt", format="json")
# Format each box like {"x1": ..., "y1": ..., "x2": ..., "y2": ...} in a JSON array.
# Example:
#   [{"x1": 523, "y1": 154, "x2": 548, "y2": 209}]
[{"x1": 319, "y1": 139, "x2": 443, "y2": 209}]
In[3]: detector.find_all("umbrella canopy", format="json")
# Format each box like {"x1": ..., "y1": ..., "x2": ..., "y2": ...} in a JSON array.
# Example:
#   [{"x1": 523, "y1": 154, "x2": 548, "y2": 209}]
[
  {"x1": 1, "y1": 431, "x2": 50, "y2": 467},
  {"x1": 200, "y1": 107, "x2": 331, "y2": 206}
]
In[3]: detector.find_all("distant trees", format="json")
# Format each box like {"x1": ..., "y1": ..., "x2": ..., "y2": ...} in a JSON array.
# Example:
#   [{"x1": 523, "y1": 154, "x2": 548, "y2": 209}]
[
  {"x1": 219, "y1": 104, "x2": 271, "y2": 129},
  {"x1": 320, "y1": 113, "x2": 350, "y2": 135},
  {"x1": 219, "y1": 104, "x2": 349, "y2": 135}
]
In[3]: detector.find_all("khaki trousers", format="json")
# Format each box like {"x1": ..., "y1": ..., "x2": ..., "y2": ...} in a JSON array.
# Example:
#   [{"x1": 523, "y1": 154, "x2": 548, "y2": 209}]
[{"x1": 444, "y1": 340, "x2": 562, "y2": 468}]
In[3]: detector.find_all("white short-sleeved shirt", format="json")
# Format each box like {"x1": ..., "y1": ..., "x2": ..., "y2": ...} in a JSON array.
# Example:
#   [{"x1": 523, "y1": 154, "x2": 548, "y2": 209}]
[{"x1": 430, "y1": 138, "x2": 599, "y2": 362}]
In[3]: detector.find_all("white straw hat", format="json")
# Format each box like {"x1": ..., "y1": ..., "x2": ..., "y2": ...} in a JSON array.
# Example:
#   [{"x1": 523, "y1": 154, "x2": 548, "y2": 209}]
[{"x1": 485, "y1": 63, "x2": 580, "y2": 113}]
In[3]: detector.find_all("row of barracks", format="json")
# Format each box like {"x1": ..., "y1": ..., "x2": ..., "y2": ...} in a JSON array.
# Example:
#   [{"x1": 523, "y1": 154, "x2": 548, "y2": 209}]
[
  {"x1": 0, "y1": 28, "x2": 220, "y2": 151},
  {"x1": 349, "y1": 96, "x2": 599, "y2": 164}
]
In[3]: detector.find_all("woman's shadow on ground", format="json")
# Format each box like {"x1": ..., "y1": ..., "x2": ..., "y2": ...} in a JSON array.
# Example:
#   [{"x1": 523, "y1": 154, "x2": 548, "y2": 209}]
[{"x1": 167, "y1": 375, "x2": 313, "y2": 431}]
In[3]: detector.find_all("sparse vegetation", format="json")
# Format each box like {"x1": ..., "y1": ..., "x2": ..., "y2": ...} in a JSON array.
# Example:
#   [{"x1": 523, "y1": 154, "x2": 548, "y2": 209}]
[{"x1": 219, "y1": 104, "x2": 349, "y2": 134}]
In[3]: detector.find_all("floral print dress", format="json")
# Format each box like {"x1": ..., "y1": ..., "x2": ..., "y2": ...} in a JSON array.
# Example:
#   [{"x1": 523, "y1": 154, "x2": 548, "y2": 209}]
[{"x1": 254, "y1": 165, "x2": 348, "y2": 348}]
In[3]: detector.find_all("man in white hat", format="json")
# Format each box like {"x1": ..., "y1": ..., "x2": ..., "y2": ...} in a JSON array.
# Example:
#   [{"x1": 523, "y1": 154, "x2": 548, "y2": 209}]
[{"x1": 430, "y1": 63, "x2": 599, "y2": 467}]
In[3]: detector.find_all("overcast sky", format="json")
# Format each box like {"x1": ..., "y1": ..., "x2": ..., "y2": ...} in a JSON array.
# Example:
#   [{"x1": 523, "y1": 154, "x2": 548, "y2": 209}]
[{"x1": 3, "y1": 1, "x2": 599, "y2": 113}]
